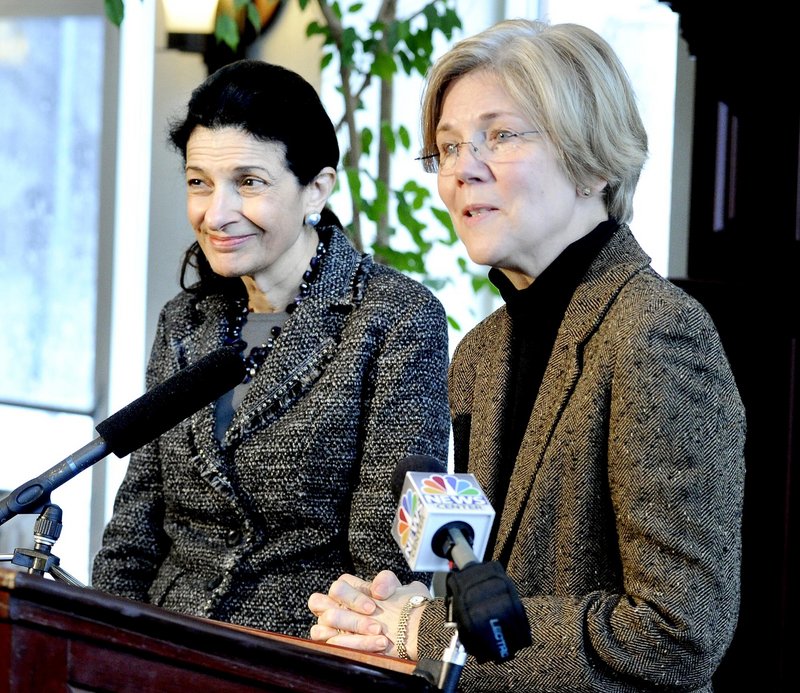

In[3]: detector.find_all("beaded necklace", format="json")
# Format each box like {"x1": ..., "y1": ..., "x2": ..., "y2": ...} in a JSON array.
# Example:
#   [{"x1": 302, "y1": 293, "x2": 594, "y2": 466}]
[{"x1": 224, "y1": 236, "x2": 327, "y2": 383}]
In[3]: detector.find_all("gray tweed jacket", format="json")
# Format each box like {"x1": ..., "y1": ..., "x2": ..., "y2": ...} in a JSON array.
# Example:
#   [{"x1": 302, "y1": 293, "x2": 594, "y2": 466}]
[
  {"x1": 417, "y1": 224, "x2": 746, "y2": 692},
  {"x1": 91, "y1": 226, "x2": 450, "y2": 637}
]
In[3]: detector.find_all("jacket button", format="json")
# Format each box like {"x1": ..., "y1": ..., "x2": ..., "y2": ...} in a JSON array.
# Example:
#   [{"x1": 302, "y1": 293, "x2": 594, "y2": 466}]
[
  {"x1": 206, "y1": 575, "x2": 223, "y2": 590},
  {"x1": 225, "y1": 529, "x2": 243, "y2": 547}
]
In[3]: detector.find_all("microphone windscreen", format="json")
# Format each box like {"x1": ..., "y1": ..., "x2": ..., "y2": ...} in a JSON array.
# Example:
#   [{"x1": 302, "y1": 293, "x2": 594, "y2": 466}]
[
  {"x1": 96, "y1": 346, "x2": 245, "y2": 457},
  {"x1": 391, "y1": 454, "x2": 444, "y2": 500}
]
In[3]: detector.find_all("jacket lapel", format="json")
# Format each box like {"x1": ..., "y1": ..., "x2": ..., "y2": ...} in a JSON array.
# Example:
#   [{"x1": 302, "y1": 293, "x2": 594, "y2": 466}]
[
  {"x1": 492, "y1": 225, "x2": 650, "y2": 560},
  {"x1": 224, "y1": 233, "x2": 367, "y2": 447},
  {"x1": 466, "y1": 311, "x2": 513, "y2": 506},
  {"x1": 179, "y1": 295, "x2": 231, "y2": 463}
]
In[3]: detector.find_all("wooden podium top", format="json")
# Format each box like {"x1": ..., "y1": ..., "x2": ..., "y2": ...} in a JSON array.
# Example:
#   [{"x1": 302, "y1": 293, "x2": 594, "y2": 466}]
[{"x1": 0, "y1": 567, "x2": 436, "y2": 692}]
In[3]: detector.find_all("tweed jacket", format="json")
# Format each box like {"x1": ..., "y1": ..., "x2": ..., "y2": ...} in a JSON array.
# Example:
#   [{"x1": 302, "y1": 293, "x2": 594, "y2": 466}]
[
  {"x1": 416, "y1": 224, "x2": 746, "y2": 692},
  {"x1": 91, "y1": 225, "x2": 450, "y2": 637}
]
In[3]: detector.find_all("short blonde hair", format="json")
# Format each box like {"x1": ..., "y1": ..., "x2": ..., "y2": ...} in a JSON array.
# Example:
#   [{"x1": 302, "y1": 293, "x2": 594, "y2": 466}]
[{"x1": 420, "y1": 19, "x2": 648, "y2": 224}]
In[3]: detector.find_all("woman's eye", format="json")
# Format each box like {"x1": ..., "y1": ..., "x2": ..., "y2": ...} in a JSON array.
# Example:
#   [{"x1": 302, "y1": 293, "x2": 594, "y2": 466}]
[
  {"x1": 241, "y1": 176, "x2": 265, "y2": 188},
  {"x1": 494, "y1": 130, "x2": 517, "y2": 143},
  {"x1": 439, "y1": 143, "x2": 458, "y2": 156}
]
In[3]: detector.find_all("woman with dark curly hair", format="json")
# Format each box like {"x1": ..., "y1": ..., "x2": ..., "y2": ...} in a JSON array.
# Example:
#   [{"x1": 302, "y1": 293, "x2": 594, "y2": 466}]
[{"x1": 91, "y1": 59, "x2": 450, "y2": 637}]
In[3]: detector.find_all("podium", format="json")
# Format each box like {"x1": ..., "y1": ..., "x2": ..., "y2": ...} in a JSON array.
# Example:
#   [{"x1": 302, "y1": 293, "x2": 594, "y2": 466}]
[{"x1": 0, "y1": 567, "x2": 436, "y2": 692}]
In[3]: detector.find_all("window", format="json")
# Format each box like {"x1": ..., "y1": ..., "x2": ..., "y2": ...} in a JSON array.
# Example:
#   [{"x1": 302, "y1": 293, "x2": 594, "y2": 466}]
[{"x1": 0, "y1": 7, "x2": 107, "y2": 586}]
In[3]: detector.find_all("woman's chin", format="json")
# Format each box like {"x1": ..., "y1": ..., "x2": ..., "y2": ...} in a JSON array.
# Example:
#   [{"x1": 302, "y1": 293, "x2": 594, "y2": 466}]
[
  {"x1": 209, "y1": 265, "x2": 246, "y2": 280},
  {"x1": 463, "y1": 245, "x2": 498, "y2": 269},
  {"x1": 202, "y1": 253, "x2": 246, "y2": 277}
]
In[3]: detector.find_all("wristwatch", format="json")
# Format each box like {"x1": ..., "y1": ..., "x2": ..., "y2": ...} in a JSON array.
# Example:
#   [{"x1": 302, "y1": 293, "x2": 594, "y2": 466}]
[{"x1": 395, "y1": 594, "x2": 429, "y2": 659}]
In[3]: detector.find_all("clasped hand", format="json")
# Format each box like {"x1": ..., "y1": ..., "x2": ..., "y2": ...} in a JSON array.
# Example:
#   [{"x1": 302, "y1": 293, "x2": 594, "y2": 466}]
[{"x1": 307, "y1": 569, "x2": 431, "y2": 659}]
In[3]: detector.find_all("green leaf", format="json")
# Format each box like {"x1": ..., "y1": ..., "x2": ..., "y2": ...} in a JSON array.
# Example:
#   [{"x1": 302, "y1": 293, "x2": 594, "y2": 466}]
[
  {"x1": 361, "y1": 128, "x2": 373, "y2": 156},
  {"x1": 431, "y1": 208, "x2": 457, "y2": 244},
  {"x1": 380, "y1": 122, "x2": 396, "y2": 154},
  {"x1": 398, "y1": 125, "x2": 411, "y2": 150},
  {"x1": 447, "y1": 315, "x2": 462, "y2": 331},
  {"x1": 371, "y1": 50, "x2": 396, "y2": 80},
  {"x1": 320, "y1": 52, "x2": 334, "y2": 70},
  {"x1": 104, "y1": 0, "x2": 124, "y2": 26},
  {"x1": 373, "y1": 179, "x2": 390, "y2": 216},
  {"x1": 344, "y1": 167, "x2": 364, "y2": 210},
  {"x1": 471, "y1": 274, "x2": 499, "y2": 296},
  {"x1": 306, "y1": 21, "x2": 326, "y2": 37},
  {"x1": 340, "y1": 26, "x2": 359, "y2": 64},
  {"x1": 373, "y1": 245, "x2": 427, "y2": 275},
  {"x1": 215, "y1": 14, "x2": 240, "y2": 51},
  {"x1": 246, "y1": 2, "x2": 262, "y2": 31}
]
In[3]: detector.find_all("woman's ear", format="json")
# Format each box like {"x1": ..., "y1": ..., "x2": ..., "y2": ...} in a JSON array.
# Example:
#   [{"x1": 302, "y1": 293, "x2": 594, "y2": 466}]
[
  {"x1": 577, "y1": 178, "x2": 609, "y2": 198},
  {"x1": 307, "y1": 167, "x2": 337, "y2": 207}
]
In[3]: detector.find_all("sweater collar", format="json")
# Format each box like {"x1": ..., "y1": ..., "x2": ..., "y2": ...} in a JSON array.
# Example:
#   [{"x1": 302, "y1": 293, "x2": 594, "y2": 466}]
[{"x1": 490, "y1": 218, "x2": 619, "y2": 319}]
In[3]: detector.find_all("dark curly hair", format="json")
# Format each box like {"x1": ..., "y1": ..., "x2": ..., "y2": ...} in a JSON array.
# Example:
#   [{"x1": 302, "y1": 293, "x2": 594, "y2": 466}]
[{"x1": 169, "y1": 60, "x2": 341, "y2": 297}]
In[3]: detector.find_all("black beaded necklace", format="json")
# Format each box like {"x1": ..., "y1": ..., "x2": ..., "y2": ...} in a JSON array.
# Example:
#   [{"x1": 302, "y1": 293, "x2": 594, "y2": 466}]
[{"x1": 224, "y1": 236, "x2": 327, "y2": 383}]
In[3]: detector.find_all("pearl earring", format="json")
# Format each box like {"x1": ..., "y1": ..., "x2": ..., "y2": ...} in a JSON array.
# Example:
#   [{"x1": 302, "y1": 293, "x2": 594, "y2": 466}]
[
  {"x1": 580, "y1": 187, "x2": 592, "y2": 197},
  {"x1": 305, "y1": 211, "x2": 321, "y2": 227}
]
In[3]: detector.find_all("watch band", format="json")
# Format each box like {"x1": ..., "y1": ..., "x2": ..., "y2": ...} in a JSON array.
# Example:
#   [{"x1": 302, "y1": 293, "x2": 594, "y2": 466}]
[{"x1": 395, "y1": 594, "x2": 429, "y2": 660}]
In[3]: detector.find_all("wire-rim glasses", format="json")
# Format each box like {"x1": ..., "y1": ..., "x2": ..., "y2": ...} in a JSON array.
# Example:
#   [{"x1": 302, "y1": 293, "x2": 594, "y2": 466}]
[{"x1": 416, "y1": 129, "x2": 540, "y2": 174}]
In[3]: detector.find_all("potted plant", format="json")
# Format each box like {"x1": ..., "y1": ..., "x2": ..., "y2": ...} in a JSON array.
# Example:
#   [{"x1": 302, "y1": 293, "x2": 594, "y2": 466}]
[{"x1": 106, "y1": 0, "x2": 495, "y2": 330}]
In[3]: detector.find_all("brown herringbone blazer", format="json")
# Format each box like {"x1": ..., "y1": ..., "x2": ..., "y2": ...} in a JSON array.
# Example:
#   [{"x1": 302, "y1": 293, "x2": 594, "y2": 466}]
[{"x1": 418, "y1": 224, "x2": 746, "y2": 692}]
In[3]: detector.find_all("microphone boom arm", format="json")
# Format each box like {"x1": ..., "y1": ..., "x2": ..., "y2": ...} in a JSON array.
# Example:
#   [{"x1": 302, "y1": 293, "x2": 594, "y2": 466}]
[
  {"x1": 0, "y1": 438, "x2": 109, "y2": 526},
  {"x1": 1, "y1": 345, "x2": 245, "y2": 526}
]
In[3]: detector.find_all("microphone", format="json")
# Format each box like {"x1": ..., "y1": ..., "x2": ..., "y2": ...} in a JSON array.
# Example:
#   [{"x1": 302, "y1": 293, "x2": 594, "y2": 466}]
[
  {"x1": 391, "y1": 455, "x2": 532, "y2": 665},
  {"x1": 0, "y1": 346, "x2": 246, "y2": 526},
  {"x1": 391, "y1": 455, "x2": 495, "y2": 572}
]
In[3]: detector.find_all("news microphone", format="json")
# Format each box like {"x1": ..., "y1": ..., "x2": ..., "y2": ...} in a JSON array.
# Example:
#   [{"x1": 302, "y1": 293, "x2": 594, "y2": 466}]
[
  {"x1": 391, "y1": 455, "x2": 532, "y2": 665},
  {"x1": 391, "y1": 455, "x2": 495, "y2": 572},
  {"x1": 0, "y1": 346, "x2": 246, "y2": 525}
]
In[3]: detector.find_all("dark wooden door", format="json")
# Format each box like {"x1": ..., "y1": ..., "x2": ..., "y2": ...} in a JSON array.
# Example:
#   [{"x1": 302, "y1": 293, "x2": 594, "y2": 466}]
[{"x1": 661, "y1": 3, "x2": 799, "y2": 690}]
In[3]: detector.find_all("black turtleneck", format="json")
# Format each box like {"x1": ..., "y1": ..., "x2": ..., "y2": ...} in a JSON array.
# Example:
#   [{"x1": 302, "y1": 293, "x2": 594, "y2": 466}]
[{"x1": 487, "y1": 218, "x2": 617, "y2": 539}]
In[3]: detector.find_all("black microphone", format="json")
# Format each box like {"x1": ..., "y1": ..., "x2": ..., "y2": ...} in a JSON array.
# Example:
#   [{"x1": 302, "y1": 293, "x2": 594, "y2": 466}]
[
  {"x1": 390, "y1": 454, "x2": 495, "y2": 572},
  {"x1": 0, "y1": 346, "x2": 245, "y2": 526},
  {"x1": 390, "y1": 453, "x2": 442, "y2": 500}
]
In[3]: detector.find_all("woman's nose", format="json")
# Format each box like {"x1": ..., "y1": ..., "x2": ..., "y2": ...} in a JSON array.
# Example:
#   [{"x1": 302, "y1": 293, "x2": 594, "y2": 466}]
[
  {"x1": 451, "y1": 142, "x2": 490, "y2": 181},
  {"x1": 204, "y1": 186, "x2": 239, "y2": 229}
]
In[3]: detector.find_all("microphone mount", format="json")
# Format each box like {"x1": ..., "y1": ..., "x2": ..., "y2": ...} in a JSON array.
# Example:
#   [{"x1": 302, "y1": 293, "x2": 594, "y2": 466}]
[
  {"x1": 0, "y1": 503, "x2": 84, "y2": 586},
  {"x1": 432, "y1": 521, "x2": 477, "y2": 568}
]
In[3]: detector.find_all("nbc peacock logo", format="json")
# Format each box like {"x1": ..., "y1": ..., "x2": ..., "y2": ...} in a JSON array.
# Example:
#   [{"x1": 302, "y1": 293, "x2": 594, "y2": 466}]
[
  {"x1": 420, "y1": 474, "x2": 481, "y2": 497},
  {"x1": 396, "y1": 474, "x2": 482, "y2": 550},
  {"x1": 396, "y1": 488, "x2": 420, "y2": 550}
]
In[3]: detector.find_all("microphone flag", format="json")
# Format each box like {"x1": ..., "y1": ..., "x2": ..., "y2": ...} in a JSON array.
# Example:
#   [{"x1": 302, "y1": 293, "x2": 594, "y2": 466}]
[{"x1": 391, "y1": 471, "x2": 495, "y2": 572}]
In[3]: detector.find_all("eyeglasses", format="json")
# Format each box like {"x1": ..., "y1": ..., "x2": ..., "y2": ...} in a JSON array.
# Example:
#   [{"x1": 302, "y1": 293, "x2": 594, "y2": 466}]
[{"x1": 416, "y1": 129, "x2": 540, "y2": 174}]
